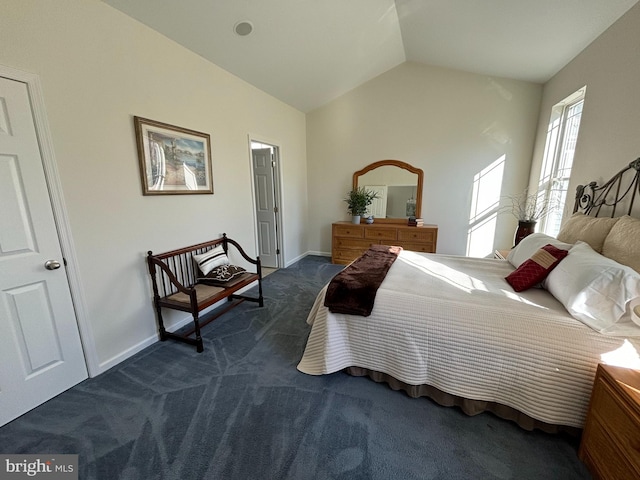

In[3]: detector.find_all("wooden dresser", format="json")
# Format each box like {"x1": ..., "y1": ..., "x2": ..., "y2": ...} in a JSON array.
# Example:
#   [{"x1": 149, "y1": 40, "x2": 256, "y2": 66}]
[
  {"x1": 579, "y1": 364, "x2": 640, "y2": 479},
  {"x1": 331, "y1": 221, "x2": 438, "y2": 264}
]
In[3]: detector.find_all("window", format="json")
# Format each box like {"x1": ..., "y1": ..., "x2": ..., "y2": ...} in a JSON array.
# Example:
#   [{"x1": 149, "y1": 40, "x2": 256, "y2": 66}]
[{"x1": 537, "y1": 87, "x2": 586, "y2": 237}]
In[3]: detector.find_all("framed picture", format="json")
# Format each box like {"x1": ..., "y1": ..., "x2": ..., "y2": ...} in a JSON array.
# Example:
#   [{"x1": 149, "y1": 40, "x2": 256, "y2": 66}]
[{"x1": 134, "y1": 116, "x2": 213, "y2": 195}]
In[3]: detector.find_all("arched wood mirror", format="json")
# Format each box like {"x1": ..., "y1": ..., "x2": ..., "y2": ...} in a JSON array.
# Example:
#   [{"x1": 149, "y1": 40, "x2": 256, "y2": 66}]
[{"x1": 353, "y1": 160, "x2": 423, "y2": 223}]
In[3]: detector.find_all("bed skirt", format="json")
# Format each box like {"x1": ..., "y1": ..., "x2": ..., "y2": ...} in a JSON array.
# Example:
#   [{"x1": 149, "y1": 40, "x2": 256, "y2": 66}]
[{"x1": 344, "y1": 367, "x2": 581, "y2": 437}]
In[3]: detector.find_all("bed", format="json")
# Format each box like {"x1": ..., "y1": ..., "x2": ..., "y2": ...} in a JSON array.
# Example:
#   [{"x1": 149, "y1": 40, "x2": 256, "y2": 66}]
[{"x1": 298, "y1": 159, "x2": 640, "y2": 432}]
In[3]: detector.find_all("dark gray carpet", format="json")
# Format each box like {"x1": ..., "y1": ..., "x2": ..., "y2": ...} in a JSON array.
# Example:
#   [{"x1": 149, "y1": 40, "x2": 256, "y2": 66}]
[{"x1": 0, "y1": 255, "x2": 590, "y2": 479}]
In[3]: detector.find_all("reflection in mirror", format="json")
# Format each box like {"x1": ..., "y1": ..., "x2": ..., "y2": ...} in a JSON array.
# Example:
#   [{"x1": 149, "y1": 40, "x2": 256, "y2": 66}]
[{"x1": 353, "y1": 160, "x2": 423, "y2": 221}]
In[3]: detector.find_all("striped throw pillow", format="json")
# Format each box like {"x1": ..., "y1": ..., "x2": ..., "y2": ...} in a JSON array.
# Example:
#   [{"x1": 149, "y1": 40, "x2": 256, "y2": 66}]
[
  {"x1": 193, "y1": 245, "x2": 229, "y2": 275},
  {"x1": 505, "y1": 244, "x2": 568, "y2": 292}
]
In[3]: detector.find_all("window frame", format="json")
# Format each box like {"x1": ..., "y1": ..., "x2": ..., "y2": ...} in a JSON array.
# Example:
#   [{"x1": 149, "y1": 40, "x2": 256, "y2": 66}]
[{"x1": 537, "y1": 87, "x2": 586, "y2": 237}]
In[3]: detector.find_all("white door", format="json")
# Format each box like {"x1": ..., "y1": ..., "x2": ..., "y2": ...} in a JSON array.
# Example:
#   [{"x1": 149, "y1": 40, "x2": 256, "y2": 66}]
[
  {"x1": 252, "y1": 147, "x2": 279, "y2": 268},
  {"x1": 364, "y1": 185, "x2": 388, "y2": 218},
  {"x1": 0, "y1": 76, "x2": 87, "y2": 427}
]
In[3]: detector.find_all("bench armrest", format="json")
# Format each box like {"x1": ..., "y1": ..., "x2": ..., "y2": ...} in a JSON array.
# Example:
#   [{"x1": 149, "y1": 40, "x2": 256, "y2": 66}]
[
  {"x1": 147, "y1": 254, "x2": 194, "y2": 294},
  {"x1": 225, "y1": 235, "x2": 261, "y2": 268}
]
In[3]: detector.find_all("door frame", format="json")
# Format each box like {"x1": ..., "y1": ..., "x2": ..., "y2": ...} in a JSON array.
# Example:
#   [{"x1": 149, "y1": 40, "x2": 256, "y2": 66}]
[
  {"x1": 248, "y1": 135, "x2": 284, "y2": 268},
  {"x1": 0, "y1": 64, "x2": 99, "y2": 377}
]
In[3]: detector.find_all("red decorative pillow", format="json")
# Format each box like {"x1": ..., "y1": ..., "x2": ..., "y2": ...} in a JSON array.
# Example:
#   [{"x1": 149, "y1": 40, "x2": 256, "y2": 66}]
[{"x1": 505, "y1": 244, "x2": 569, "y2": 292}]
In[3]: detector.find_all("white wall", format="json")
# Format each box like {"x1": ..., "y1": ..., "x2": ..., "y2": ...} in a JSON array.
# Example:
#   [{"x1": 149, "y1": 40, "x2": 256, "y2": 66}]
[
  {"x1": 306, "y1": 62, "x2": 542, "y2": 255},
  {"x1": 0, "y1": 0, "x2": 308, "y2": 372},
  {"x1": 530, "y1": 2, "x2": 640, "y2": 220}
]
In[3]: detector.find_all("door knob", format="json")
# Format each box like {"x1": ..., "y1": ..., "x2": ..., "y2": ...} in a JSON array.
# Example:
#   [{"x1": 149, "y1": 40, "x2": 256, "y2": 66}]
[{"x1": 44, "y1": 260, "x2": 61, "y2": 270}]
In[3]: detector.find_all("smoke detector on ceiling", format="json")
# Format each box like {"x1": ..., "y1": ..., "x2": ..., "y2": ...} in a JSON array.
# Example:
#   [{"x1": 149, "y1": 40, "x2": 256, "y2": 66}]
[{"x1": 234, "y1": 21, "x2": 253, "y2": 36}]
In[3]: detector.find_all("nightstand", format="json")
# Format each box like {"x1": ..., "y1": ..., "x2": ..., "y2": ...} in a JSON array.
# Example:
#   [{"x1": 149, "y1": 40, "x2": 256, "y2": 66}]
[
  {"x1": 579, "y1": 364, "x2": 640, "y2": 479},
  {"x1": 494, "y1": 249, "x2": 511, "y2": 260}
]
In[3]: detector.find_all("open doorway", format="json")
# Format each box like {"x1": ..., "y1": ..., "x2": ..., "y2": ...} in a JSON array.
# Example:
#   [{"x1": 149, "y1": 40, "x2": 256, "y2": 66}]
[{"x1": 250, "y1": 139, "x2": 283, "y2": 269}]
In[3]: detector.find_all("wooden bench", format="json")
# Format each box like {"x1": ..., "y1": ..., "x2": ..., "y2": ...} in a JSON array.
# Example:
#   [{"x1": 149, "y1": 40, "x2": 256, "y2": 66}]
[{"x1": 147, "y1": 234, "x2": 263, "y2": 352}]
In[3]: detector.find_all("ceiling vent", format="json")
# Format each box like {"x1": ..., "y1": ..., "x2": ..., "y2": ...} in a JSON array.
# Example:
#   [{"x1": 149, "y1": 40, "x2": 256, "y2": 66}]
[{"x1": 234, "y1": 21, "x2": 253, "y2": 36}]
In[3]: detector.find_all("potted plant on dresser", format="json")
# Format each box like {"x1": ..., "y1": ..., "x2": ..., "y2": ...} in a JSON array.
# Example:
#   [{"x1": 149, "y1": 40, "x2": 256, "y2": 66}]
[{"x1": 344, "y1": 187, "x2": 379, "y2": 224}]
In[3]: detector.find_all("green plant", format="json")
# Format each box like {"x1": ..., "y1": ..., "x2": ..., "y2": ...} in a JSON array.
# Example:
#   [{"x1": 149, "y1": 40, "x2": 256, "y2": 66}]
[{"x1": 344, "y1": 187, "x2": 379, "y2": 216}]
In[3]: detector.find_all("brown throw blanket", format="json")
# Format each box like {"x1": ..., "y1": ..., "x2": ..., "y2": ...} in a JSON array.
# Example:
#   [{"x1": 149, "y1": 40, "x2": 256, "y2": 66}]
[{"x1": 324, "y1": 245, "x2": 402, "y2": 316}]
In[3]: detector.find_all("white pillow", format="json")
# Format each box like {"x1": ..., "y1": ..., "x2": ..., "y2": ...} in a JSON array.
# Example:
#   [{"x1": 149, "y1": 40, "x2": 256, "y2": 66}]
[
  {"x1": 193, "y1": 245, "x2": 229, "y2": 275},
  {"x1": 631, "y1": 298, "x2": 640, "y2": 327},
  {"x1": 545, "y1": 241, "x2": 640, "y2": 333},
  {"x1": 507, "y1": 233, "x2": 573, "y2": 269}
]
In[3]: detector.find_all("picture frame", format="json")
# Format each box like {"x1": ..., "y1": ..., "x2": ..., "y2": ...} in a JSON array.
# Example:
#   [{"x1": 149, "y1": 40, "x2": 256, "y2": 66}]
[{"x1": 134, "y1": 116, "x2": 213, "y2": 195}]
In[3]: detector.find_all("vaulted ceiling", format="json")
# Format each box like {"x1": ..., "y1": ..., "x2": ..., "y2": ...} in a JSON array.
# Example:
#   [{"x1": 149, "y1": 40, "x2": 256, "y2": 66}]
[{"x1": 102, "y1": 0, "x2": 639, "y2": 112}]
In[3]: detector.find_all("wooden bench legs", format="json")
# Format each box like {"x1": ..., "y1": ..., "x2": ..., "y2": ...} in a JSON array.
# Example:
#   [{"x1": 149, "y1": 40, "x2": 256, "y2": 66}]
[
  {"x1": 153, "y1": 300, "x2": 205, "y2": 352},
  {"x1": 153, "y1": 287, "x2": 264, "y2": 353},
  {"x1": 230, "y1": 289, "x2": 264, "y2": 308}
]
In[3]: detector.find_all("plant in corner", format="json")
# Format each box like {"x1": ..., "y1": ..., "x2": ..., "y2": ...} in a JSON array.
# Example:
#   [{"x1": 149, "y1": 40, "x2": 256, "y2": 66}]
[
  {"x1": 344, "y1": 187, "x2": 379, "y2": 224},
  {"x1": 499, "y1": 189, "x2": 558, "y2": 246}
]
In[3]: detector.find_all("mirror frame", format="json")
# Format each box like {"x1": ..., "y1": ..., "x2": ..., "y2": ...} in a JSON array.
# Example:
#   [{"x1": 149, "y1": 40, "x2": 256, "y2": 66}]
[{"x1": 353, "y1": 160, "x2": 424, "y2": 223}]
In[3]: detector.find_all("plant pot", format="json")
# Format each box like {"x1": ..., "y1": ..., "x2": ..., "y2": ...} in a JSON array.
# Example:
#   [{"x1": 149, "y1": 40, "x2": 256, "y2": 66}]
[
  {"x1": 514, "y1": 220, "x2": 536, "y2": 246},
  {"x1": 351, "y1": 215, "x2": 361, "y2": 225}
]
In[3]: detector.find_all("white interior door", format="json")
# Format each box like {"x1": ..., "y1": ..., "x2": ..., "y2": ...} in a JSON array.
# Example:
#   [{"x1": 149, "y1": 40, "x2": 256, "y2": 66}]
[
  {"x1": 0, "y1": 76, "x2": 87, "y2": 427},
  {"x1": 252, "y1": 147, "x2": 279, "y2": 268},
  {"x1": 364, "y1": 185, "x2": 388, "y2": 218}
]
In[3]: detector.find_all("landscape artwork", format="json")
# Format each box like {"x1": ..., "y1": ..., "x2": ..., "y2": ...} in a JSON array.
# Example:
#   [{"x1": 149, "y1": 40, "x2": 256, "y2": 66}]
[{"x1": 134, "y1": 116, "x2": 213, "y2": 195}]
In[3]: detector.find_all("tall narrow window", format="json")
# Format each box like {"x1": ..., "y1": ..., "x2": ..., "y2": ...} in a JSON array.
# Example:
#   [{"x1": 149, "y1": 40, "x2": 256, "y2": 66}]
[{"x1": 537, "y1": 87, "x2": 586, "y2": 237}]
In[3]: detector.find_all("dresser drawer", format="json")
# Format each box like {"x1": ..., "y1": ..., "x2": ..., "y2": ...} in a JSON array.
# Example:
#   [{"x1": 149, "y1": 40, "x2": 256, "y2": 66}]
[
  {"x1": 364, "y1": 228, "x2": 397, "y2": 241},
  {"x1": 398, "y1": 228, "x2": 436, "y2": 243},
  {"x1": 401, "y1": 242, "x2": 435, "y2": 253},
  {"x1": 592, "y1": 379, "x2": 640, "y2": 470},
  {"x1": 333, "y1": 225, "x2": 364, "y2": 238},
  {"x1": 333, "y1": 238, "x2": 374, "y2": 249}
]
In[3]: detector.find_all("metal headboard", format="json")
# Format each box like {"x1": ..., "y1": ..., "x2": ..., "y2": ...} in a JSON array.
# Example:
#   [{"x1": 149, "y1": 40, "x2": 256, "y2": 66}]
[{"x1": 573, "y1": 157, "x2": 640, "y2": 217}]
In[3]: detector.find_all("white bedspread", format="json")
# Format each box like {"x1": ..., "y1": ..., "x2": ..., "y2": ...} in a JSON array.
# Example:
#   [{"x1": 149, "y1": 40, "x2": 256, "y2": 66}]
[{"x1": 297, "y1": 251, "x2": 640, "y2": 428}]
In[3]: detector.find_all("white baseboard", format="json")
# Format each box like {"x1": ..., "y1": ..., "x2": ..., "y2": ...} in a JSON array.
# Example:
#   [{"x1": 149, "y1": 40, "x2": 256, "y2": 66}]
[
  {"x1": 285, "y1": 252, "x2": 307, "y2": 267},
  {"x1": 285, "y1": 251, "x2": 330, "y2": 267},
  {"x1": 306, "y1": 251, "x2": 331, "y2": 257},
  {"x1": 97, "y1": 331, "x2": 163, "y2": 374}
]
